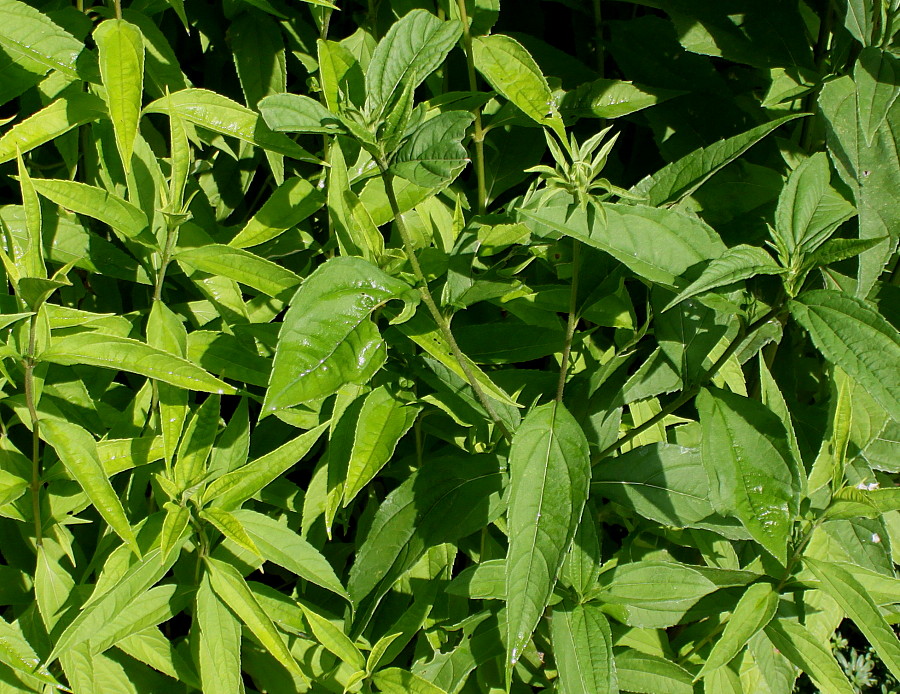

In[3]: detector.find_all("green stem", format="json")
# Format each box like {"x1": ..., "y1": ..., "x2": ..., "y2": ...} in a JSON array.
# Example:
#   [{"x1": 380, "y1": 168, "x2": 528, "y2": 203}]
[
  {"x1": 455, "y1": 0, "x2": 488, "y2": 215},
  {"x1": 592, "y1": 305, "x2": 784, "y2": 466},
  {"x1": 556, "y1": 243, "x2": 581, "y2": 402},
  {"x1": 24, "y1": 313, "x2": 42, "y2": 547},
  {"x1": 378, "y1": 165, "x2": 511, "y2": 441},
  {"x1": 800, "y1": 0, "x2": 833, "y2": 151},
  {"x1": 113, "y1": 0, "x2": 121, "y2": 19},
  {"x1": 776, "y1": 519, "x2": 821, "y2": 593}
]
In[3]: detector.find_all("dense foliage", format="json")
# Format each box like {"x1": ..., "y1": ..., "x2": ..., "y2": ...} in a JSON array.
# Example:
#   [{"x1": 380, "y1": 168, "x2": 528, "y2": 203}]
[{"x1": 1, "y1": 0, "x2": 900, "y2": 692}]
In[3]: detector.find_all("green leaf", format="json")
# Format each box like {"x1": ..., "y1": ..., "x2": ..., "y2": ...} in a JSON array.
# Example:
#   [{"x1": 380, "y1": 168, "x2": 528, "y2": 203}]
[
  {"x1": 203, "y1": 422, "x2": 328, "y2": 510},
  {"x1": 697, "y1": 388, "x2": 799, "y2": 563},
  {"x1": 205, "y1": 556, "x2": 306, "y2": 681},
  {"x1": 592, "y1": 443, "x2": 714, "y2": 527},
  {"x1": 598, "y1": 560, "x2": 717, "y2": 629},
  {"x1": 265, "y1": 256, "x2": 411, "y2": 411},
  {"x1": 143, "y1": 88, "x2": 318, "y2": 161},
  {"x1": 317, "y1": 38, "x2": 363, "y2": 112},
  {"x1": 88, "y1": 583, "x2": 184, "y2": 655},
  {"x1": 614, "y1": 649, "x2": 692, "y2": 694},
  {"x1": 159, "y1": 502, "x2": 190, "y2": 563},
  {"x1": 231, "y1": 509, "x2": 350, "y2": 602},
  {"x1": 764, "y1": 619, "x2": 855, "y2": 694},
  {"x1": 560, "y1": 500, "x2": 602, "y2": 599},
  {"x1": 855, "y1": 48, "x2": 900, "y2": 146},
  {"x1": 372, "y1": 668, "x2": 449, "y2": 694},
  {"x1": 446, "y1": 559, "x2": 506, "y2": 600},
  {"x1": 231, "y1": 10, "x2": 285, "y2": 109},
  {"x1": 366, "y1": 10, "x2": 462, "y2": 119},
  {"x1": 94, "y1": 19, "x2": 145, "y2": 171},
  {"x1": 663, "y1": 244, "x2": 782, "y2": 312},
  {"x1": 0, "y1": 92, "x2": 107, "y2": 164},
  {"x1": 347, "y1": 455, "x2": 506, "y2": 606},
  {"x1": 340, "y1": 386, "x2": 419, "y2": 509},
  {"x1": 698, "y1": 582, "x2": 778, "y2": 678},
  {"x1": 297, "y1": 600, "x2": 364, "y2": 670},
  {"x1": 40, "y1": 333, "x2": 237, "y2": 395},
  {"x1": 0, "y1": 617, "x2": 68, "y2": 690},
  {"x1": 391, "y1": 111, "x2": 475, "y2": 188},
  {"x1": 41, "y1": 419, "x2": 139, "y2": 555},
  {"x1": 561, "y1": 78, "x2": 681, "y2": 119},
  {"x1": 790, "y1": 290, "x2": 900, "y2": 421},
  {"x1": 15, "y1": 149, "x2": 45, "y2": 280},
  {"x1": 327, "y1": 140, "x2": 385, "y2": 262},
  {"x1": 806, "y1": 558, "x2": 900, "y2": 681},
  {"x1": 628, "y1": 114, "x2": 806, "y2": 207},
  {"x1": 48, "y1": 548, "x2": 175, "y2": 663},
  {"x1": 115, "y1": 628, "x2": 200, "y2": 690},
  {"x1": 229, "y1": 176, "x2": 324, "y2": 249},
  {"x1": 175, "y1": 244, "x2": 301, "y2": 300},
  {"x1": 195, "y1": 573, "x2": 243, "y2": 694},
  {"x1": 0, "y1": 0, "x2": 84, "y2": 80},
  {"x1": 472, "y1": 34, "x2": 565, "y2": 137},
  {"x1": 551, "y1": 601, "x2": 617, "y2": 694},
  {"x1": 201, "y1": 507, "x2": 260, "y2": 557},
  {"x1": 30, "y1": 178, "x2": 155, "y2": 247},
  {"x1": 521, "y1": 199, "x2": 724, "y2": 288},
  {"x1": 173, "y1": 393, "x2": 220, "y2": 488},
  {"x1": 506, "y1": 402, "x2": 590, "y2": 668},
  {"x1": 819, "y1": 75, "x2": 900, "y2": 294},
  {"x1": 258, "y1": 92, "x2": 343, "y2": 134}
]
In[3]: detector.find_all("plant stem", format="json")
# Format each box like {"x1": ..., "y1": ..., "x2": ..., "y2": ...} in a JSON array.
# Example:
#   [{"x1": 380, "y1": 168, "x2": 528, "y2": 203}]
[
  {"x1": 556, "y1": 242, "x2": 580, "y2": 402},
  {"x1": 455, "y1": 0, "x2": 488, "y2": 215},
  {"x1": 24, "y1": 313, "x2": 42, "y2": 546},
  {"x1": 113, "y1": 0, "x2": 122, "y2": 19},
  {"x1": 153, "y1": 220, "x2": 179, "y2": 303},
  {"x1": 592, "y1": 305, "x2": 784, "y2": 466},
  {"x1": 378, "y1": 165, "x2": 511, "y2": 441},
  {"x1": 592, "y1": 0, "x2": 604, "y2": 76}
]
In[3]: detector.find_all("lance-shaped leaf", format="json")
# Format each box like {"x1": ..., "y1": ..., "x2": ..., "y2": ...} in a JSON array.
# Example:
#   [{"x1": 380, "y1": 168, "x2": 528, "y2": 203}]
[
  {"x1": 506, "y1": 402, "x2": 590, "y2": 668},
  {"x1": 265, "y1": 256, "x2": 412, "y2": 412},
  {"x1": 143, "y1": 88, "x2": 318, "y2": 161},
  {"x1": 0, "y1": 93, "x2": 107, "y2": 164},
  {"x1": 0, "y1": 0, "x2": 84, "y2": 80},
  {"x1": 520, "y1": 199, "x2": 724, "y2": 288},
  {"x1": 806, "y1": 558, "x2": 900, "y2": 681},
  {"x1": 697, "y1": 388, "x2": 799, "y2": 564},
  {"x1": 317, "y1": 38, "x2": 363, "y2": 112},
  {"x1": 203, "y1": 423, "x2": 328, "y2": 510},
  {"x1": 615, "y1": 650, "x2": 693, "y2": 694},
  {"x1": 561, "y1": 77, "x2": 682, "y2": 119},
  {"x1": 48, "y1": 548, "x2": 175, "y2": 662},
  {"x1": 205, "y1": 556, "x2": 306, "y2": 681},
  {"x1": 258, "y1": 93, "x2": 344, "y2": 134},
  {"x1": 175, "y1": 244, "x2": 302, "y2": 301},
  {"x1": 40, "y1": 419, "x2": 139, "y2": 555},
  {"x1": 232, "y1": 509, "x2": 350, "y2": 602},
  {"x1": 30, "y1": 178, "x2": 155, "y2": 248},
  {"x1": 663, "y1": 245, "x2": 783, "y2": 312},
  {"x1": 551, "y1": 601, "x2": 617, "y2": 694},
  {"x1": 95, "y1": 19, "x2": 145, "y2": 171},
  {"x1": 0, "y1": 617, "x2": 68, "y2": 690},
  {"x1": 592, "y1": 443, "x2": 714, "y2": 527},
  {"x1": 40, "y1": 333, "x2": 236, "y2": 395},
  {"x1": 628, "y1": 114, "x2": 805, "y2": 207},
  {"x1": 341, "y1": 386, "x2": 420, "y2": 509},
  {"x1": 231, "y1": 10, "x2": 285, "y2": 109},
  {"x1": 473, "y1": 34, "x2": 565, "y2": 138},
  {"x1": 764, "y1": 619, "x2": 854, "y2": 694},
  {"x1": 229, "y1": 176, "x2": 325, "y2": 249},
  {"x1": 391, "y1": 111, "x2": 475, "y2": 188},
  {"x1": 296, "y1": 600, "x2": 364, "y2": 670},
  {"x1": 698, "y1": 582, "x2": 778, "y2": 678},
  {"x1": 366, "y1": 9, "x2": 462, "y2": 118},
  {"x1": 597, "y1": 560, "x2": 717, "y2": 629},
  {"x1": 855, "y1": 47, "x2": 900, "y2": 145},
  {"x1": 195, "y1": 573, "x2": 242, "y2": 694},
  {"x1": 790, "y1": 290, "x2": 900, "y2": 421}
]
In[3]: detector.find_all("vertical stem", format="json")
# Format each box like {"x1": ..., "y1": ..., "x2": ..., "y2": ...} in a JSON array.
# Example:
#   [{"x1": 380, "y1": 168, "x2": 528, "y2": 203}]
[
  {"x1": 113, "y1": 0, "x2": 122, "y2": 19},
  {"x1": 456, "y1": 0, "x2": 488, "y2": 215},
  {"x1": 24, "y1": 313, "x2": 42, "y2": 546},
  {"x1": 556, "y1": 243, "x2": 580, "y2": 402},
  {"x1": 379, "y1": 165, "x2": 511, "y2": 441},
  {"x1": 592, "y1": 0, "x2": 604, "y2": 77}
]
